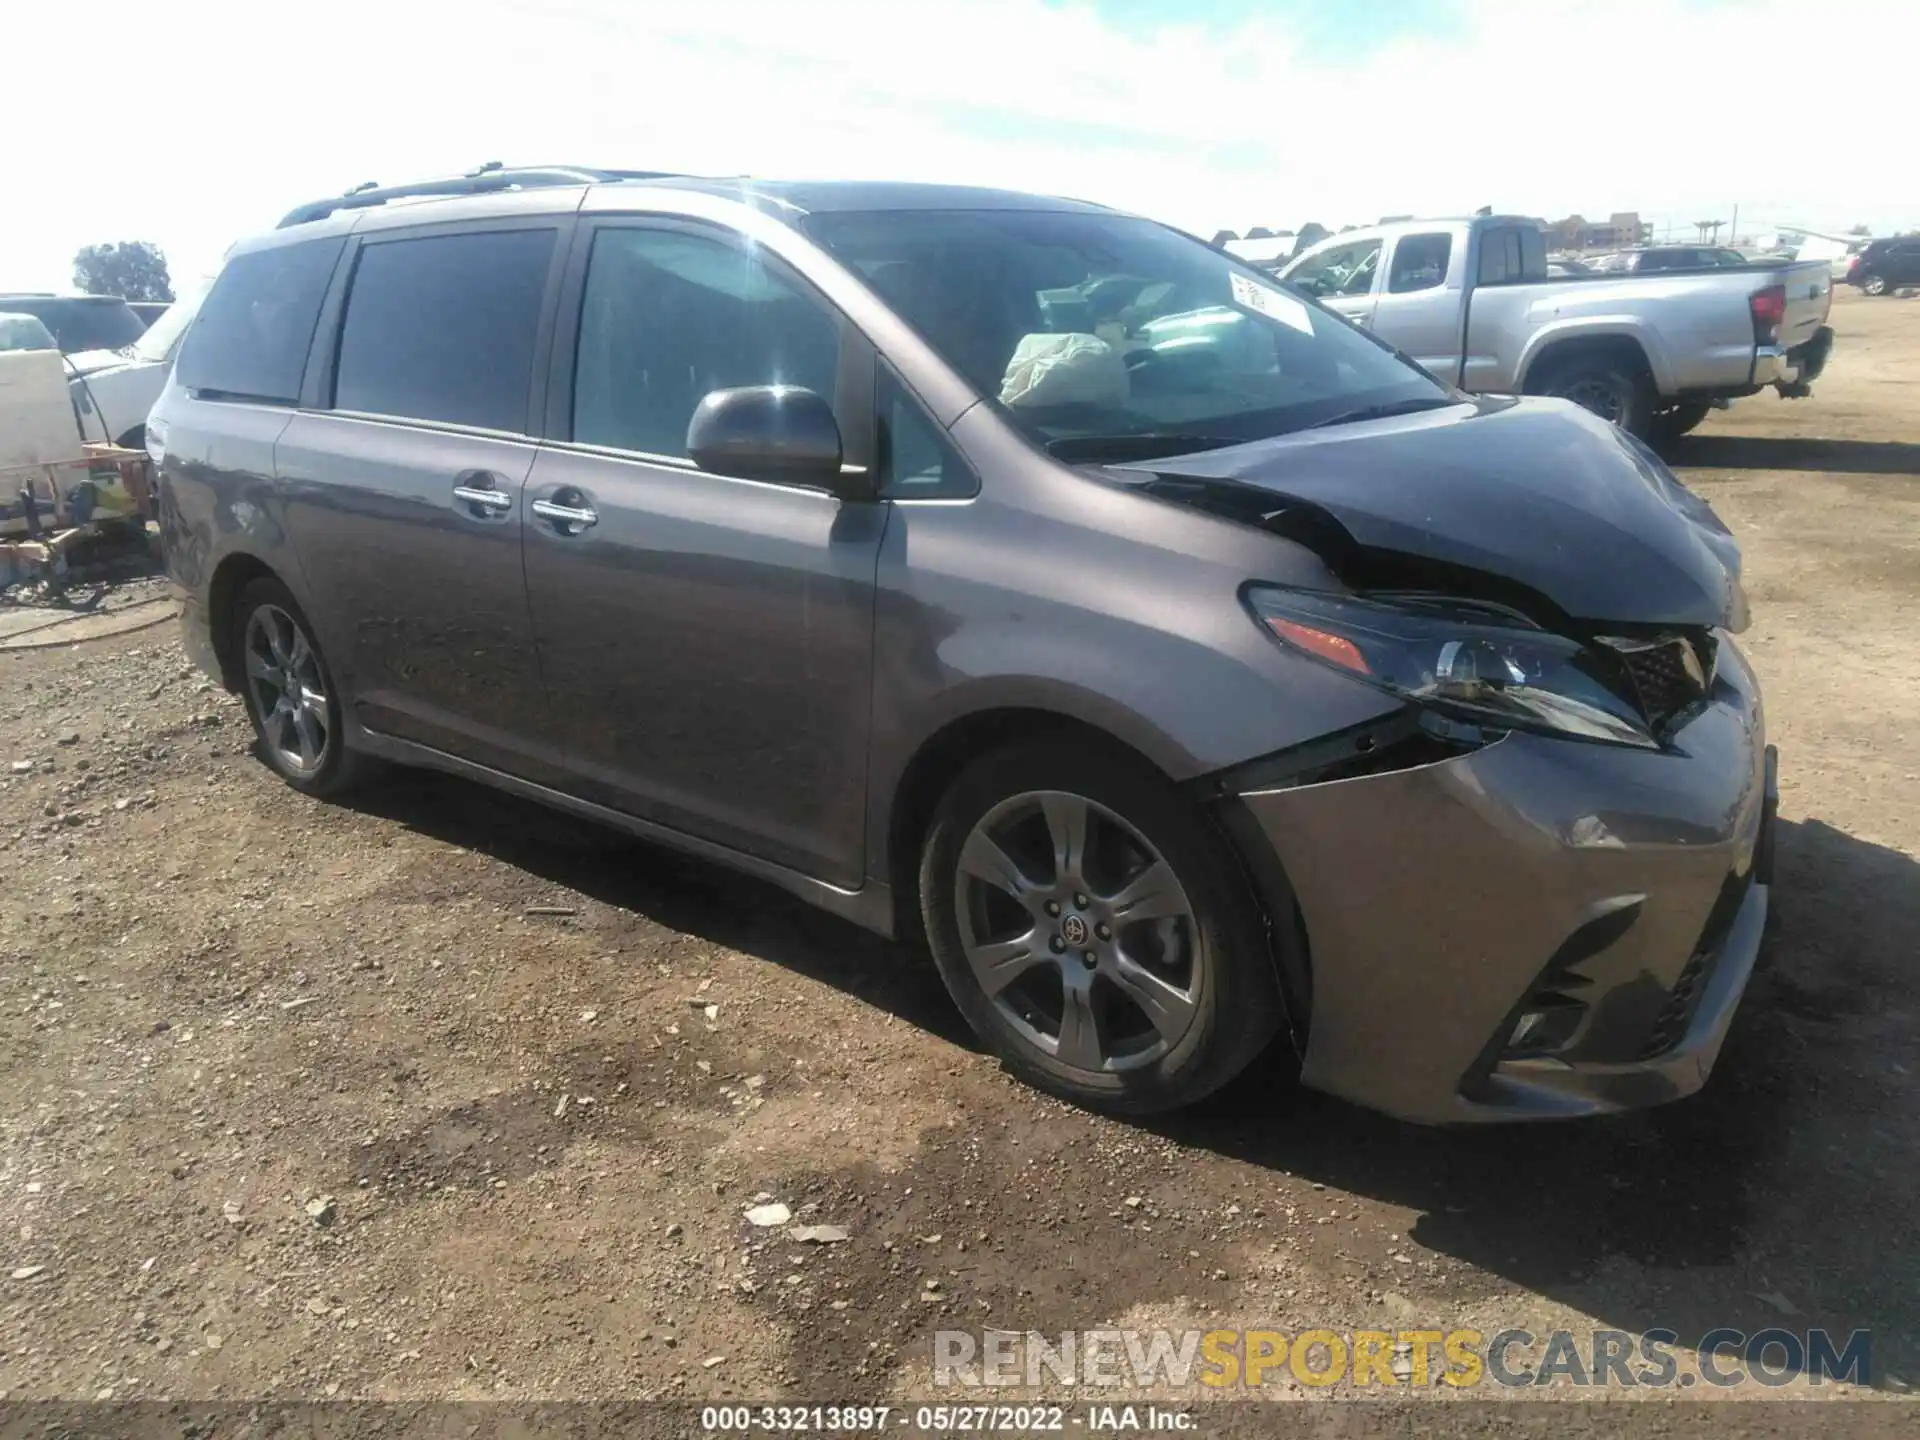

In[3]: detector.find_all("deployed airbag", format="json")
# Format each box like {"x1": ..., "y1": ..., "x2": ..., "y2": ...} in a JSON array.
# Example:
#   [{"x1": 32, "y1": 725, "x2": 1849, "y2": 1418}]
[{"x1": 999, "y1": 332, "x2": 1129, "y2": 409}]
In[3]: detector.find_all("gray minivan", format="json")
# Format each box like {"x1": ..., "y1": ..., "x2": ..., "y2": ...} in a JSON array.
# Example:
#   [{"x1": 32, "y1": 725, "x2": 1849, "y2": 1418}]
[{"x1": 152, "y1": 168, "x2": 1776, "y2": 1123}]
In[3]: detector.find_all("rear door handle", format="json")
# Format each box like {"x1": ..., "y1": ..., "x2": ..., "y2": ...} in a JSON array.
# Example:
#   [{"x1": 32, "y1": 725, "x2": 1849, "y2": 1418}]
[{"x1": 531, "y1": 497, "x2": 598, "y2": 534}]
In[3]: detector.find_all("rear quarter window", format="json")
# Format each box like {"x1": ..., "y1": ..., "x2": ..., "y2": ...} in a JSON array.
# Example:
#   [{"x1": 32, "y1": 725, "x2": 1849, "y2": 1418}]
[{"x1": 176, "y1": 239, "x2": 343, "y2": 404}]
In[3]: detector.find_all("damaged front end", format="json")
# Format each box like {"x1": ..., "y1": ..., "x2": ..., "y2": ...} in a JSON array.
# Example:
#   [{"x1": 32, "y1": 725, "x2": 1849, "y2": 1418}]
[
  {"x1": 1113, "y1": 397, "x2": 1750, "y2": 758},
  {"x1": 1115, "y1": 399, "x2": 1774, "y2": 1120}
]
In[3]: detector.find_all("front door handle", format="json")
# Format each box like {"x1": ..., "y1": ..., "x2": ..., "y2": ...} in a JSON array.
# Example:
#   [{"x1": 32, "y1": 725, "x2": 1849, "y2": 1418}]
[
  {"x1": 453, "y1": 484, "x2": 514, "y2": 512},
  {"x1": 531, "y1": 497, "x2": 598, "y2": 535},
  {"x1": 452, "y1": 471, "x2": 515, "y2": 519}
]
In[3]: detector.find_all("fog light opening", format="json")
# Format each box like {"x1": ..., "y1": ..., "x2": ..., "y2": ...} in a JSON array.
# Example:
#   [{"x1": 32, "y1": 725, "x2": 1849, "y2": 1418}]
[{"x1": 1504, "y1": 998, "x2": 1585, "y2": 1059}]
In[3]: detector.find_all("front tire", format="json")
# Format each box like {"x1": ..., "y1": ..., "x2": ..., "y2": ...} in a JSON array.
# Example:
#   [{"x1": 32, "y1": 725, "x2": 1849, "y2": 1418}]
[
  {"x1": 919, "y1": 738, "x2": 1283, "y2": 1114},
  {"x1": 232, "y1": 578, "x2": 364, "y2": 797}
]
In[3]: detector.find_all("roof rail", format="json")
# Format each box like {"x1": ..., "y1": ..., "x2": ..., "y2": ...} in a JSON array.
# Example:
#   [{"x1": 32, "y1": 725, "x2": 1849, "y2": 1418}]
[{"x1": 274, "y1": 162, "x2": 683, "y2": 228}]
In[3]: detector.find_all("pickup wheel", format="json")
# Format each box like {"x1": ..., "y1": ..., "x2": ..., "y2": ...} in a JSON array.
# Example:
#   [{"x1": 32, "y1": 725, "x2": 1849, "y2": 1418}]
[
  {"x1": 1649, "y1": 403, "x2": 1712, "y2": 443},
  {"x1": 1528, "y1": 353, "x2": 1655, "y2": 439}
]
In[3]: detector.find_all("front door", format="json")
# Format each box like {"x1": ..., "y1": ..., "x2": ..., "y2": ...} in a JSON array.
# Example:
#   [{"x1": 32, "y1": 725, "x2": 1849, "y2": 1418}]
[
  {"x1": 276, "y1": 222, "x2": 565, "y2": 776},
  {"x1": 523, "y1": 220, "x2": 883, "y2": 886},
  {"x1": 1372, "y1": 231, "x2": 1461, "y2": 380}
]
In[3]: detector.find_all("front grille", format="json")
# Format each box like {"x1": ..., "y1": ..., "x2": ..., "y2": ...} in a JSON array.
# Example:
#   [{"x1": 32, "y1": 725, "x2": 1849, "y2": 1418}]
[
  {"x1": 1637, "y1": 866, "x2": 1752, "y2": 1059},
  {"x1": 1601, "y1": 632, "x2": 1717, "y2": 732},
  {"x1": 1640, "y1": 951, "x2": 1708, "y2": 1059}
]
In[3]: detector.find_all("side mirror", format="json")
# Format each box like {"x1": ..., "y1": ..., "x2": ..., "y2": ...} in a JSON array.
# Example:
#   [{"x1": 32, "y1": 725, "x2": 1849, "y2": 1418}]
[{"x1": 686, "y1": 385, "x2": 859, "y2": 497}]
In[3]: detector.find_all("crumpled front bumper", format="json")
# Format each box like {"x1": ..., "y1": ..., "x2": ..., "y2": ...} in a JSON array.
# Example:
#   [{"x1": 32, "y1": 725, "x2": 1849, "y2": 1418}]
[{"x1": 1233, "y1": 641, "x2": 1774, "y2": 1123}]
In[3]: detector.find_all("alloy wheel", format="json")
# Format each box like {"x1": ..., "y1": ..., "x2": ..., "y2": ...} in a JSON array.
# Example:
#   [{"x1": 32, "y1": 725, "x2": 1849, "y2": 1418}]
[
  {"x1": 243, "y1": 604, "x2": 331, "y2": 776},
  {"x1": 954, "y1": 789, "x2": 1203, "y2": 1075},
  {"x1": 1561, "y1": 376, "x2": 1628, "y2": 425}
]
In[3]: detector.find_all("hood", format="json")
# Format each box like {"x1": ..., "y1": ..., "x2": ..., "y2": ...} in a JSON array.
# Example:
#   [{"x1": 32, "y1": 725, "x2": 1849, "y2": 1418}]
[
  {"x1": 64, "y1": 347, "x2": 135, "y2": 378},
  {"x1": 1117, "y1": 397, "x2": 1744, "y2": 630}
]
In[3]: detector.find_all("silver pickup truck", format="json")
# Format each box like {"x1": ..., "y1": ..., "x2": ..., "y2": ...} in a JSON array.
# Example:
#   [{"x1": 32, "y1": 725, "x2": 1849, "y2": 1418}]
[{"x1": 1277, "y1": 215, "x2": 1835, "y2": 441}]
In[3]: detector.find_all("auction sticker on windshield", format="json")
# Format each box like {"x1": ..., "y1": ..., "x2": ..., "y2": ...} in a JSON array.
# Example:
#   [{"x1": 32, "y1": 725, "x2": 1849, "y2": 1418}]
[{"x1": 1229, "y1": 272, "x2": 1313, "y2": 334}]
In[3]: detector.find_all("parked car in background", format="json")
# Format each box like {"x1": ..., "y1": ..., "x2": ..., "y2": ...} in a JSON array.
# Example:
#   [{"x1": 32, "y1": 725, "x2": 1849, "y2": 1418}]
[
  {"x1": 1280, "y1": 216, "x2": 1834, "y2": 441},
  {"x1": 129, "y1": 301, "x2": 171, "y2": 329},
  {"x1": 152, "y1": 167, "x2": 1775, "y2": 1124},
  {"x1": 66, "y1": 281, "x2": 210, "y2": 447},
  {"x1": 1847, "y1": 237, "x2": 1920, "y2": 296},
  {"x1": 1586, "y1": 246, "x2": 1753, "y2": 274},
  {"x1": 0, "y1": 293, "x2": 147, "y2": 354}
]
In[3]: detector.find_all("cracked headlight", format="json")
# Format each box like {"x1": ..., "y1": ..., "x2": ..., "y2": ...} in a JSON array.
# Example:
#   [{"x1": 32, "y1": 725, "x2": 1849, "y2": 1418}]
[{"x1": 1248, "y1": 587, "x2": 1655, "y2": 749}]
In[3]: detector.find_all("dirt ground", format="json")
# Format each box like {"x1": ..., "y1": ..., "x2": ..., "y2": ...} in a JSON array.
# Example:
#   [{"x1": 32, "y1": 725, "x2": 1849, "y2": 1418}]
[{"x1": 2, "y1": 291, "x2": 1916, "y2": 1413}]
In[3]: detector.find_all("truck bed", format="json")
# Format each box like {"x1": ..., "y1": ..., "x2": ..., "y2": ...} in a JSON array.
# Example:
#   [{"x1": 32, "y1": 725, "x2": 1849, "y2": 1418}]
[{"x1": 1460, "y1": 260, "x2": 1831, "y2": 398}]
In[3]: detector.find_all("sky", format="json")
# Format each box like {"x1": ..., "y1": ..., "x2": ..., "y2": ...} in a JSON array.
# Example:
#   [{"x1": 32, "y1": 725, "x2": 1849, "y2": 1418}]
[{"x1": 7, "y1": 0, "x2": 1915, "y2": 294}]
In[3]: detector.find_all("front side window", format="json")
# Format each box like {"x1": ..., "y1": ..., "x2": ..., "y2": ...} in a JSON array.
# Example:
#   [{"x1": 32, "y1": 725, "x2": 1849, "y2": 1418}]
[
  {"x1": 1388, "y1": 234, "x2": 1452, "y2": 293},
  {"x1": 1288, "y1": 239, "x2": 1382, "y2": 298},
  {"x1": 879, "y1": 369, "x2": 976, "y2": 499},
  {"x1": 805, "y1": 209, "x2": 1444, "y2": 456},
  {"x1": 176, "y1": 238, "x2": 343, "y2": 404},
  {"x1": 333, "y1": 228, "x2": 555, "y2": 432},
  {"x1": 572, "y1": 227, "x2": 842, "y2": 458}
]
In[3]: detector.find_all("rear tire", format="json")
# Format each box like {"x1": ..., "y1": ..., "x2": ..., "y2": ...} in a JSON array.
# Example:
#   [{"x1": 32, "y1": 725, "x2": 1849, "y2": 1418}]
[
  {"x1": 1649, "y1": 403, "x2": 1712, "y2": 443},
  {"x1": 919, "y1": 737, "x2": 1283, "y2": 1114},
  {"x1": 1859, "y1": 272, "x2": 1888, "y2": 297},
  {"x1": 1528, "y1": 352, "x2": 1655, "y2": 439},
  {"x1": 231, "y1": 578, "x2": 366, "y2": 798}
]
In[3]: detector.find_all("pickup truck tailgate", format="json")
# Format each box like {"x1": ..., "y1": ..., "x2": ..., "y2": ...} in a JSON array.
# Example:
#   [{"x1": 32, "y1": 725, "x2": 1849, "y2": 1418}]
[{"x1": 1769, "y1": 262, "x2": 1833, "y2": 348}]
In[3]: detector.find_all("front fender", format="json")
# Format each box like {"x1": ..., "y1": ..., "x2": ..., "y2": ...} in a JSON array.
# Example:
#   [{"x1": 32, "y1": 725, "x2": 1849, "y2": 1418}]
[{"x1": 861, "y1": 496, "x2": 1405, "y2": 886}]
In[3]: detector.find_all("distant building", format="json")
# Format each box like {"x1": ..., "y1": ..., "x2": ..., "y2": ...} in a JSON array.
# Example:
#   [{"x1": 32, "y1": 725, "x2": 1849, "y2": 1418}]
[{"x1": 1545, "y1": 211, "x2": 1653, "y2": 252}]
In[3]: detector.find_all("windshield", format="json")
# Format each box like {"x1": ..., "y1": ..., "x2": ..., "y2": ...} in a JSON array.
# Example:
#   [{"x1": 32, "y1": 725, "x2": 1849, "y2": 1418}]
[
  {"x1": 8, "y1": 297, "x2": 148, "y2": 354},
  {"x1": 803, "y1": 209, "x2": 1449, "y2": 452},
  {"x1": 131, "y1": 279, "x2": 213, "y2": 364}
]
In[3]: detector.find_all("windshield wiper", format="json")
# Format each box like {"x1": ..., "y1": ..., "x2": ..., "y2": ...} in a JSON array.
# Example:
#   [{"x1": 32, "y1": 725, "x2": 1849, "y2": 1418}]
[
  {"x1": 1045, "y1": 433, "x2": 1243, "y2": 463},
  {"x1": 1298, "y1": 397, "x2": 1461, "y2": 433}
]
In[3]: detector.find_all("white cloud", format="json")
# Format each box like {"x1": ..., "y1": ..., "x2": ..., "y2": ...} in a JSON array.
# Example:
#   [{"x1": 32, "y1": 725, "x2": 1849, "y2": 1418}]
[{"x1": 4, "y1": 0, "x2": 1913, "y2": 290}]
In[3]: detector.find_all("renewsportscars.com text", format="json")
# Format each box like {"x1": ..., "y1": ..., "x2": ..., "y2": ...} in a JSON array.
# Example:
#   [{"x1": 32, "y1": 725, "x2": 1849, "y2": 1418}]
[{"x1": 933, "y1": 1326, "x2": 1871, "y2": 1391}]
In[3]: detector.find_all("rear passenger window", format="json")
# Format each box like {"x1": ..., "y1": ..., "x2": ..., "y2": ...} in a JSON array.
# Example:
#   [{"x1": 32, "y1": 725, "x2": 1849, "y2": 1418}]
[
  {"x1": 1388, "y1": 234, "x2": 1452, "y2": 293},
  {"x1": 572, "y1": 227, "x2": 842, "y2": 458},
  {"x1": 176, "y1": 238, "x2": 342, "y2": 404},
  {"x1": 332, "y1": 229, "x2": 555, "y2": 432},
  {"x1": 1477, "y1": 228, "x2": 1548, "y2": 286}
]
